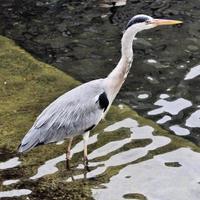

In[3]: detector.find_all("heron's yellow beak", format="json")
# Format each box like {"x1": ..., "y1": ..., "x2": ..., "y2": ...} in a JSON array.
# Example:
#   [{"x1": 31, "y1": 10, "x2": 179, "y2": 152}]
[{"x1": 150, "y1": 19, "x2": 183, "y2": 26}]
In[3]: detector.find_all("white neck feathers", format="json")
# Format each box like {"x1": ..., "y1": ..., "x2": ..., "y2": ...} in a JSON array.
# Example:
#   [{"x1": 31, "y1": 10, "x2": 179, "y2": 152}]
[
  {"x1": 108, "y1": 27, "x2": 137, "y2": 79},
  {"x1": 121, "y1": 28, "x2": 137, "y2": 59},
  {"x1": 105, "y1": 27, "x2": 137, "y2": 102}
]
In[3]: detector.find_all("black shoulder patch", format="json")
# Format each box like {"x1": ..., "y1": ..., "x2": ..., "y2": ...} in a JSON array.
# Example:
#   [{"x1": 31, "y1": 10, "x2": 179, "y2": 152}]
[
  {"x1": 98, "y1": 92, "x2": 109, "y2": 112},
  {"x1": 84, "y1": 124, "x2": 95, "y2": 132}
]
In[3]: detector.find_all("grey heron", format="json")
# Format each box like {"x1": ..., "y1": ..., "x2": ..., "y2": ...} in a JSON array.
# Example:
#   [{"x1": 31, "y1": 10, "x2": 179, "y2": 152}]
[{"x1": 18, "y1": 15, "x2": 182, "y2": 169}]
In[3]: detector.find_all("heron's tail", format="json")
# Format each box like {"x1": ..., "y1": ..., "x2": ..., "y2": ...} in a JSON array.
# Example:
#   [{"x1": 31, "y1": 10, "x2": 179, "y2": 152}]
[{"x1": 18, "y1": 128, "x2": 42, "y2": 153}]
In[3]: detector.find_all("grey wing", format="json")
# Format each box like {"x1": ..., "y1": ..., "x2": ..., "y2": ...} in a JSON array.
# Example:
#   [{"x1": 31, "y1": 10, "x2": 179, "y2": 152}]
[{"x1": 18, "y1": 79, "x2": 108, "y2": 152}]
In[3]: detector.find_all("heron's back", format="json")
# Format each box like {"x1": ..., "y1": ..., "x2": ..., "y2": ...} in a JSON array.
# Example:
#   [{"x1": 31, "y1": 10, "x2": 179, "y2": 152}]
[{"x1": 18, "y1": 79, "x2": 106, "y2": 152}]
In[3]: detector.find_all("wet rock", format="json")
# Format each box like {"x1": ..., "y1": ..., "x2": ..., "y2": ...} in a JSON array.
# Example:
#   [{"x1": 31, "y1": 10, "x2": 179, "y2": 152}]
[
  {"x1": 123, "y1": 193, "x2": 147, "y2": 200},
  {"x1": 164, "y1": 161, "x2": 182, "y2": 167},
  {"x1": 187, "y1": 45, "x2": 199, "y2": 52}
]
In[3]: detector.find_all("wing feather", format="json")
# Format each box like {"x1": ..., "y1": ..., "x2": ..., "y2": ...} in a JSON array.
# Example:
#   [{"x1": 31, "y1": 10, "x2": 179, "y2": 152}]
[{"x1": 18, "y1": 79, "x2": 107, "y2": 152}]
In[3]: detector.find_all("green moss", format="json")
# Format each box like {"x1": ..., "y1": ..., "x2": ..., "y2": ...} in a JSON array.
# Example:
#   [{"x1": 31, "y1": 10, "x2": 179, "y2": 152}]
[
  {"x1": 164, "y1": 162, "x2": 182, "y2": 167},
  {"x1": 123, "y1": 193, "x2": 147, "y2": 200},
  {"x1": 0, "y1": 35, "x2": 79, "y2": 151}
]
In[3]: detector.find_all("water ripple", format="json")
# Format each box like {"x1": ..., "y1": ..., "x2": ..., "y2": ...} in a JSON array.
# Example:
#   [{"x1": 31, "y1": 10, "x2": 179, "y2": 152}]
[
  {"x1": 148, "y1": 98, "x2": 192, "y2": 116},
  {"x1": 30, "y1": 134, "x2": 98, "y2": 179},
  {"x1": 67, "y1": 118, "x2": 171, "y2": 181},
  {"x1": 92, "y1": 148, "x2": 200, "y2": 200},
  {"x1": 0, "y1": 157, "x2": 21, "y2": 170},
  {"x1": 0, "y1": 189, "x2": 32, "y2": 198}
]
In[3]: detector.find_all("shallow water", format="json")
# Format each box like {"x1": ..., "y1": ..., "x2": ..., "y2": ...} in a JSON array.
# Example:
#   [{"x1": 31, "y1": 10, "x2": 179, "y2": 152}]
[
  {"x1": 0, "y1": 189, "x2": 32, "y2": 198},
  {"x1": 30, "y1": 134, "x2": 98, "y2": 180},
  {"x1": 92, "y1": 148, "x2": 200, "y2": 200},
  {"x1": 1, "y1": 116, "x2": 200, "y2": 199},
  {"x1": 0, "y1": 157, "x2": 21, "y2": 170}
]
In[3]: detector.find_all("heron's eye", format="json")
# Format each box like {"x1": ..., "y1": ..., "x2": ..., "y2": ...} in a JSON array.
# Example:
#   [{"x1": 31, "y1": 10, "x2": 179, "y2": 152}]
[{"x1": 145, "y1": 20, "x2": 151, "y2": 25}]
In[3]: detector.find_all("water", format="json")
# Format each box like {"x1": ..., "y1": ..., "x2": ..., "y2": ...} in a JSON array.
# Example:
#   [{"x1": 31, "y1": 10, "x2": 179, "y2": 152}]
[
  {"x1": 92, "y1": 148, "x2": 200, "y2": 200},
  {"x1": 0, "y1": 157, "x2": 21, "y2": 170},
  {"x1": 169, "y1": 125, "x2": 190, "y2": 136},
  {"x1": 184, "y1": 65, "x2": 200, "y2": 80},
  {"x1": 30, "y1": 134, "x2": 98, "y2": 180},
  {"x1": 2, "y1": 179, "x2": 20, "y2": 186},
  {"x1": 1, "y1": 0, "x2": 200, "y2": 199},
  {"x1": 147, "y1": 98, "x2": 192, "y2": 116},
  {"x1": 0, "y1": 189, "x2": 32, "y2": 198},
  {"x1": 157, "y1": 115, "x2": 171, "y2": 124},
  {"x1": 186, "y1": 110, "x2": 200, "y2": 128},
  {"x1": 1, "y1": 116, "x2": 200, "y2": 199},
  {"x1": 66, "y1": 118, "x2": 171, "y2": 181}
]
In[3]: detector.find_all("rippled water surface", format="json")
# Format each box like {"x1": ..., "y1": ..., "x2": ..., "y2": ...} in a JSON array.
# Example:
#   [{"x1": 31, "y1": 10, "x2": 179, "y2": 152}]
[
  {"x1": 1, "y1": 115, "x2": 200, "y2": 199},
  {"x1": 93, "y1": 148, "x2": 200, "y2": 200}
]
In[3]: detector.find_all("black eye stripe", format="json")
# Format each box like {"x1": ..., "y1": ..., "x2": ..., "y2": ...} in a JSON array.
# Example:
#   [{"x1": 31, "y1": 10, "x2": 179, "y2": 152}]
[{"x1": 125, "y1": 16, "x2": 149, "y2": 30}]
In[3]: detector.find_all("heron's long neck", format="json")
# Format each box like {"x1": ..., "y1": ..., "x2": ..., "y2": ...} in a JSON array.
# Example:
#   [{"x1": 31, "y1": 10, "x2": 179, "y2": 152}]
[{"x1": 106, "y1": 28, "x2": 137, "y2": 100}]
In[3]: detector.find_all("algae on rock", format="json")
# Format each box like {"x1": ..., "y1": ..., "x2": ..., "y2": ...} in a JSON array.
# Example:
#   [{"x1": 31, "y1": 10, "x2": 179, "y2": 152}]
[{"x1": 0, "y1": 35, "x2": 79, "y2": 151}]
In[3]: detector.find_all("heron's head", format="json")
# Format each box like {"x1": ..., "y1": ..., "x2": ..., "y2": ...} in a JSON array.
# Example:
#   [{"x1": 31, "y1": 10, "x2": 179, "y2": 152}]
[{"x1": 125, "y1": 14, "x2": 182, "y2": 33}]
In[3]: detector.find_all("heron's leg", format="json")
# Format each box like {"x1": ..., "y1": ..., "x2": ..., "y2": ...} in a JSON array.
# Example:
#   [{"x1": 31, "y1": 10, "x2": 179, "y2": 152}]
[
  {"x1": 83, "y1": 131, "x2": 90, "y2": 170},
  {"x1": 66, "y1": 137, "x2": 73, "y2": 170}
]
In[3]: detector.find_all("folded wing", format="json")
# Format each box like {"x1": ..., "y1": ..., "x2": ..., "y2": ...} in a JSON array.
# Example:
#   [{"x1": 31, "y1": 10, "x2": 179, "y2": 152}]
[{"x1": 18, "y1": 79, "x2": 108, "y2": 152}]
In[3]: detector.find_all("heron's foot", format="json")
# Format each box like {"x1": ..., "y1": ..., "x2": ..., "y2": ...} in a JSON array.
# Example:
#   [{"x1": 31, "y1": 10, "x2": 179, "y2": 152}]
[
  {"x1": 65, "y1": 160, "x2": 78, "y2": 171},
  {"x1": 66, "y1": 151, "x2": 72, "y2": 170},
  {"x1": 66, "y1": 158, "x2": 71, "y2": 170},
  {"x1": 83, "y1": 156, "x2": 90, "y2": 172}
]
